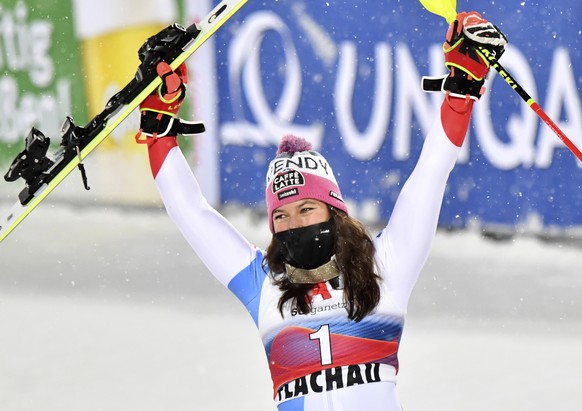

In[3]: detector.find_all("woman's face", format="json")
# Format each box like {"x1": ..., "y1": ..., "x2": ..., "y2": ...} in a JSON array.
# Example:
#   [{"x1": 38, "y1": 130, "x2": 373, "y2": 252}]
[{"x1": 272, "y1": 199, "x2": 330, "y2": 233}]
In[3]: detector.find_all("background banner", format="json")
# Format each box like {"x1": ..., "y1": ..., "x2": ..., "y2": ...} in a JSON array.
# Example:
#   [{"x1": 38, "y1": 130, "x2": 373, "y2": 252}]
[
  {"x1": 0, "y1": 0, "x2": 86, "y2": 164},
  {"x1": 212, "y1": 0, "x2": 582, "y2": 232},
  {"x1": 0, "y1": 0, "x2": 580, "y2": 233}
]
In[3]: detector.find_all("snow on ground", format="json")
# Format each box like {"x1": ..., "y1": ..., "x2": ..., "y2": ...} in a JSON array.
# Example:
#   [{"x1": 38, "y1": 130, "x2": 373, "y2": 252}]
[{"x1": 0, "y1": 203, "x2": 581, "y2": 411}]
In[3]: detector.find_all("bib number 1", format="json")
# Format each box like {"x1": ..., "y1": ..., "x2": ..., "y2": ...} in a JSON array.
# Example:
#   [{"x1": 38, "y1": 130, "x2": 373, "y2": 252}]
[{"x1": 309, "y1": 324, "x2": 333, "y2": 366}]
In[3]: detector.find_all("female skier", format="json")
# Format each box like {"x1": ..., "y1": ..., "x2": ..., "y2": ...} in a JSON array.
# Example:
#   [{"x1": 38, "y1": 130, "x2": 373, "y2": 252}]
[{"x1": 136, "y1": 11, "x2": 507, "y2": 411}]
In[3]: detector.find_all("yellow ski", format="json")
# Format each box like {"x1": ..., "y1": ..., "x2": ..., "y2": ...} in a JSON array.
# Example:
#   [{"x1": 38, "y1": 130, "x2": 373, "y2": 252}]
[{"x1": 0, "y1": 0, "x2": 248, "y2": 243}]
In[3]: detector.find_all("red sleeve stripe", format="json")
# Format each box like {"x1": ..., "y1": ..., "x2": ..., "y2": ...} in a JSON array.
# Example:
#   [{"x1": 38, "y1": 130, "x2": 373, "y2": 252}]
[
  {"x1": 440, "y1": 95, "x2": 474, "y2": 147},
  {"x1": 148, "y1": 137, "x2": 178, "y2": 178}
]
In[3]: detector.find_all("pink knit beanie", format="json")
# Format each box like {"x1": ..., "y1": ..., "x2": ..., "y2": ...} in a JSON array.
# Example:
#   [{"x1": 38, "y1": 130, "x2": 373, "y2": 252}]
[{"x1": 265, "y1": 135, "x2": 348, "y2": 232}]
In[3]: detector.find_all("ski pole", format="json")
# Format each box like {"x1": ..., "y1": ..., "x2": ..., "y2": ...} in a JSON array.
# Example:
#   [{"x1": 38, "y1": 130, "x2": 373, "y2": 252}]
[
  {"x1": 477, "y1": 48, "x2": 582, "y2": 162},
  {"x1": 418, "y1": 0, "x2": 582, "y2": 162}
]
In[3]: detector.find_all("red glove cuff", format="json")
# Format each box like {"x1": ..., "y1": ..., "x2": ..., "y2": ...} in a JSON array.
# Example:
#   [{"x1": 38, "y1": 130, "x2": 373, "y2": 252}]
[
  {"x1": 140, "y1": 62, "x2": 188, "y2": 115},
  {"x1": 444, "y1": 41, "x2": 489, "y2": 81}
]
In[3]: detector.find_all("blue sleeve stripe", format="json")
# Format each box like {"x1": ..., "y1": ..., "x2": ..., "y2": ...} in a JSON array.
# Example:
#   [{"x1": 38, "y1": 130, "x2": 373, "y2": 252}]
[
  {"x1": 227, "y1": 249, "x2": 267, "y2": 325},
  {"x1": 278, "y1": 397, "x2": 305, "y2": 410}
]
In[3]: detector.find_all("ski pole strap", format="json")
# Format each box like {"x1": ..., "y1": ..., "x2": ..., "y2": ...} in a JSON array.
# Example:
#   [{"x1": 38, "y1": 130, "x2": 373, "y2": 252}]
[
  {"x1": 421, "y1": 74, "x2": 484, "y2": 101},
  {"x1": 136, "y1": 111, "x2": 205, "y2": 144},
  {"x1": 421, "y1": 76, "x2": 449, "y2": 94},
  {"x1": 172, "y1": 118, "x2": 206, "y2": 136},
  {"x1": 139, "y1": 110, "x2": 205, "y2": 138}
]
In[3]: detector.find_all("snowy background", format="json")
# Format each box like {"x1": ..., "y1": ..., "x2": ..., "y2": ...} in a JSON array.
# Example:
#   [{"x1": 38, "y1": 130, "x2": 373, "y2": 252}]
[
  {"x1": 1, "y1": 0, "x2": 581, "y2": 409},
  {"x1": 1, "y1": 200, "x2": 581, "y2": 411}
]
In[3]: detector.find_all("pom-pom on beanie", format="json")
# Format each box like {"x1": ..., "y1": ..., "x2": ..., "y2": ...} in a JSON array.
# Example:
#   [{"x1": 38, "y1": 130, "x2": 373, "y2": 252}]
[{"x1": 265, "y1": 135, "x2": 348, "y2": 232}]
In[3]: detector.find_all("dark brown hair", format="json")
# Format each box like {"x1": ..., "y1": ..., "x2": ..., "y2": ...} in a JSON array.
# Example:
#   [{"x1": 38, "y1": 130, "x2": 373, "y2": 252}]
[{"x1": 264, "y1": 208, "x2": 381, "y2": 322}]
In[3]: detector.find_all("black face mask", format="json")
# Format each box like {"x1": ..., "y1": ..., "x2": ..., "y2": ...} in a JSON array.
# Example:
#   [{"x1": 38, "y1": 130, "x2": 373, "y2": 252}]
[{"x1": 274, "y1": 220, "x2": 335, "y2": 270}]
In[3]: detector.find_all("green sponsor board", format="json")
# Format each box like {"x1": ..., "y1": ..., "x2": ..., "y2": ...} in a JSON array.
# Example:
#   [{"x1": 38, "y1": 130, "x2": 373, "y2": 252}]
[{"x1": 0, "y1": 0, "x2": 86, "y2": 164}]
